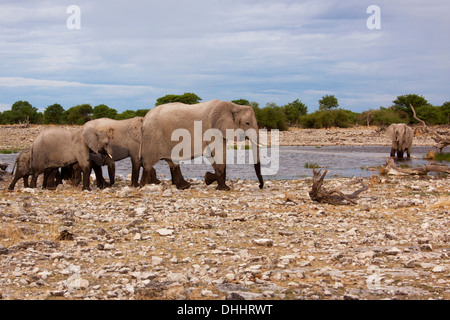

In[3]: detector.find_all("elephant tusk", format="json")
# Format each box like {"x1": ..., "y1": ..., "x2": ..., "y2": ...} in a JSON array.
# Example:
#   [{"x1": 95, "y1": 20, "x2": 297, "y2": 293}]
[
  {"x1": 108, "y1": 153, "x2": 113, "y2": 159},
  {"x1": 249, "y1": 138, "x2": 263, "y2": 148}
]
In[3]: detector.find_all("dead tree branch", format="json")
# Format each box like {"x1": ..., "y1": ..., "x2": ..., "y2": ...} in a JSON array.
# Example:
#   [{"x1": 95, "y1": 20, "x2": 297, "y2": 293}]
[
  {"x1": 309, "y1": 169, "x2": 368, "y2": 205},
  {"x1": 381, "y1": 158, "x2": 450, "y2": 176},
  {"x1": 410, "y1": 104, "x2": 450, "y2": 154}
]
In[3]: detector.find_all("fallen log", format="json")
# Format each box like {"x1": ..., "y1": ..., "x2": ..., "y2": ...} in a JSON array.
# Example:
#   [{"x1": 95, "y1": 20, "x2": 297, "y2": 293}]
[
  {"x1": 381, "y1": 158, "x2": 450, "y2": 176},
  {"x1": 309, "y1": 169, "x2": 368, "y2": 205}
]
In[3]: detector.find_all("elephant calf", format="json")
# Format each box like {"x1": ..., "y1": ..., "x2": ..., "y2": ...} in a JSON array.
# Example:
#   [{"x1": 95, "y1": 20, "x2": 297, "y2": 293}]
[
  {"x1": 30, "y1": 127, "x2": 113, "y2": 191},
  {"x1": 386, "y1": 123, "x2": 414, "y2": 159},
  {"x1": 8, "y1": 148, "x2": 63, "y2": 190}
]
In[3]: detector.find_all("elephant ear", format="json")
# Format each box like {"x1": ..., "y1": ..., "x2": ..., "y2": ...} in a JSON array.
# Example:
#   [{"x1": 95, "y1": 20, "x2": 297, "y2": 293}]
[
  {"x1": 83, "y1": 126, "x2": 99, "y2": 153},
  {"x1": 385, "y1": 124, "x2": 396, "y2": 140},
  {"x1": 210, "y1": 101, "x2": 241, "y2": 138},
  {"x1": 128, "y1": 117, "x2": 143, "y2": 143}
]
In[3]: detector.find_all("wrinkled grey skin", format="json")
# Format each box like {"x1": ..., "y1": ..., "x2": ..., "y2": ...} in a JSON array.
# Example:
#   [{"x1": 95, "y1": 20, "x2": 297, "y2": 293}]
[
  {"x1": 30, "y1": 127, "x2": 113, "y2": 191},
  {"x1": 8, "y1": 148, "x2": 61, "y2": 190},
  {"x1": 386, "y1": 123, "x2": 414, "y2": 159},
  {"x1": 140, "y1": 100, "x2": 263, "y2": 191},
  {"x1": 84, "y1": 117, "x2": 188, "y2": 189}
]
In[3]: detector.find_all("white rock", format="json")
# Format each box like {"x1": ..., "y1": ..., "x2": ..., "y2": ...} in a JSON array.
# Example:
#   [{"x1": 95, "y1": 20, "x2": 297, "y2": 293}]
[
  {"x1": 156, "y1": 228, "x2": 174, "y2": 236},
  {"x1": 385, "y1": 247, "x2": 402, "y2": 255},
  {"x1": 167, "y1": 272, "x2": 188, "y2": 283},
  {"x1": 432, "y1": 266, "x2": 447, "y2": 273},
  {"x1": 253, "y1": 239, "x2": 273, "y2": 247},
  {"x1": 151, "y1": 256, "x2": 163, "y2": 266}
]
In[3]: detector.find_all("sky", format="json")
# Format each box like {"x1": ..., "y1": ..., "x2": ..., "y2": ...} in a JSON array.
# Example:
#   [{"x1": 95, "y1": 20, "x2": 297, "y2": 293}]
[{"x1": 0, "y1": 0, "x2": 449, "y2": 114}]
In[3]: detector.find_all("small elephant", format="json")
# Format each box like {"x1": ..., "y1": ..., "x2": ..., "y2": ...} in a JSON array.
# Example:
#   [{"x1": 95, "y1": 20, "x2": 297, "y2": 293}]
[
  {"x1": 83, "y1": 117, "x2": 187, "y2": 189},
  {"x1": 30, "y1": 127, "x2": 113, "y2": 191},
  {"x1": 140, "y1": 100, "x2": 264, "y2": 191},
  {"x1": 8, "y1": 148, "x2": 61, "y2": 190},
  {"x1": 386, "y1": 123, "x2": 414, "y2": 159}
]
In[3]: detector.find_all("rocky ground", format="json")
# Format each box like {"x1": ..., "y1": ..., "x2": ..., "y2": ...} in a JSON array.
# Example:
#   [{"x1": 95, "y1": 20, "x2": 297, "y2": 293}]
[{"x1": 0, "y1": 125, "x2": 448, "y2": 300}]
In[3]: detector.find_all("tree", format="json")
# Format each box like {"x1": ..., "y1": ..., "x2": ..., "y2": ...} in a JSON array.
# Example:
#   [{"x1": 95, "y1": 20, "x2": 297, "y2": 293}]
[
  {"x1": 232, "y1": 99, "x2": 251, "y2": 106},
  {"x1": 155, "y1": 93, "x2": 202, "y2": 106},
  {"x1": 44, "y1": 103, "x2": 65, "y2": 124},
  {"x1": 318, "y1": 95, "x2": 339, "y2": 111},
  {"x1": 92, "y1": 104, "x2": 118, "y2": 119},
  {"x1": 283, "y1": 99, "x2": 308, "y2": 126},
  {"x1": 135, "y1": 109, "x2": 150, "y2": 117},
  {"x1": 64, "y1": 104, "x2": 93, "y2": 125},
  {"x1": 4, "y1": 100, "x2": 43, "y2": 124},
  {"x1": 115, "y1": 110, "x2": 137, "y2": 120},
  {"x1": 392, "y1": 94, "x2": 428, "y2": 123},
  {"x1": 441, "y1": 102, "x2": 450, "y2": 124},
  {"x1": 259, "y1": 103, "x2": 288, "y2": 131}
]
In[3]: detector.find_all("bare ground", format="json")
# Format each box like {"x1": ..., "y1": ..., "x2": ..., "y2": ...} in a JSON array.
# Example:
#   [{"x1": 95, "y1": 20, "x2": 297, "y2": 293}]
[{"x1": 0, "y1": 125, "x2": 448, "y2": 300}]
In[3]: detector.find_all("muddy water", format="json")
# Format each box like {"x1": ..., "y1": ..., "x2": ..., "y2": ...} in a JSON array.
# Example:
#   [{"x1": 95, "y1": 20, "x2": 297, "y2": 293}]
[
  {"x1": 114, "y1": 145, "x2": 436, "y2": 180},
  {"x1": 1, "y1": 146, "x2": 441, "y2": 183}
]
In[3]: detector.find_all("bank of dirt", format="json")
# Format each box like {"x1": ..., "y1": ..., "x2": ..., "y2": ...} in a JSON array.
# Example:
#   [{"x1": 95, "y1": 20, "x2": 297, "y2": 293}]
[{"x1": 0, "y1": 125, "x2": 448, "y2": 300}]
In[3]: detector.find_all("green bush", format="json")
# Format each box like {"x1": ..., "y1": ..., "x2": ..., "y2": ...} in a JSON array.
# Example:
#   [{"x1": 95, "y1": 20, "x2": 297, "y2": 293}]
[
  {"x1": 256, "y1": 103, "x2": 288, "y2": 131},
  {"x1": 299, "y1": 109, "x2": 356, "y2": 128},
  {"x1": 371, "y1": 107, "x2": 410, "y2": 126}
]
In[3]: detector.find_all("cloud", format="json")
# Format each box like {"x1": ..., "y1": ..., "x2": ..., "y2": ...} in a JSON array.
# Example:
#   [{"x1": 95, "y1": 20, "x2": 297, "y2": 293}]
[{"x1": 0, "y1": 0, "x2": 449, "y2": 113}]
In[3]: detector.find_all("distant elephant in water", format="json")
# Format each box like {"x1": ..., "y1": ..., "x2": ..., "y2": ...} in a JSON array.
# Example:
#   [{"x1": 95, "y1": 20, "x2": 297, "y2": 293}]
[
  {"x1": 385, "y1": 123, "x2": 414, "y2": 159},
  {"x1": 30, "y1": 127, "x2": 113, "y2": 191}
]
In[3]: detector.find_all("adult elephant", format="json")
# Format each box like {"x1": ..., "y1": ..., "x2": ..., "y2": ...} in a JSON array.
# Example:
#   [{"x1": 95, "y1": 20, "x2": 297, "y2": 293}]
[
  {"x1": 386, "y1": 123, "x2": 414, "y2": 159},
  {"x1": 140, "y1": 100, "x2": 264, "y2": 191},
  {"x1": 83, "y1": 117, "x2": 184, "y2": 188},
  {"x1": 30, "y1": 127, "x2": 113, "y2": 191}
]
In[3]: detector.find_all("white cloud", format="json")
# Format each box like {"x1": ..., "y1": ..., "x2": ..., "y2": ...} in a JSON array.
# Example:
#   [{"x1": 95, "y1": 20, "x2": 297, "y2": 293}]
[{"x1": 0, "y1": 0, "x2": 448, "y2": 112}]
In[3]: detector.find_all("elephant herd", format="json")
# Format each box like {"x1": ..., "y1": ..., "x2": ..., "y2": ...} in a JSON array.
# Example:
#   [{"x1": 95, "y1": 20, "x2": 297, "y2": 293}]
[
  {"x1": 7, "y1": 100, "x2": 414, "y2": 193},
  {"x1": 8, "y1": 100, "x2": 264, "y2": 192}
]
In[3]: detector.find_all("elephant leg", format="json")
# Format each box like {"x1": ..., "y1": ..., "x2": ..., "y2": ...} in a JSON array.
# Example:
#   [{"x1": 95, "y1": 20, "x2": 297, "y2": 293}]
[
  {"x1": 81, "y1": 166, "x2": 91, "y2": 191},
  {"x1": 390, "y1": 148, "x2": 396, "y2": 158},
  {"x1": 140, "y1": 156, "x2": 161, "y2": 187},
  {"x1": 30, "y1": 170, "x2": 43, "y2": 189},
  {"x1": 130, "y1": 160, "x2": 141, "y2": 188},
  {"x1": 8, "y1": 175, "x2": 22, "y2": 191},
  {"x1": 210, "y1": 163, "x2": 230, "y2": 191},
  {"x1": 204, "y1": 171, "x2": 217, "y2": 185},
  {"x1": 406, "y1": 148, "x2": 411, "y2": 158},
  {"x1": 91, "y1": 162, "x2": 106, "y2": 189},
  {"x1": 43, "y1": 170, "x2": 50, "y2": 189},
  {"x1": 73, "y1": 164, "x2": 82, "y2": 185},
  {"x1": 140, "y1": 167, "x2": 161, "y2": 186},
  {"x1": 149, "y1": 167, "x2": 161, "y2": 184},
  {"x1": 23, "y1": 175, "x2": 29, "y2": 188},
  {"x1": 106, "y1": 157, "x2": 115, "y2": 186},
  {"x1": 167, "y1": 160, "x2": 190, "y2": 190},
  {"x1": 45, "y1": 169, "x2": 59, "y2": 190}
]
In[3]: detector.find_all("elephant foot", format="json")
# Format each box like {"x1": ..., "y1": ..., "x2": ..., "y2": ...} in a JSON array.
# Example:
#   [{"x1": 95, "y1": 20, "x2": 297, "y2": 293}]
[
  {"x1": 204, "y1": 172, "x2": 217, "y2": 185},
  {"x1": 176, "y1": 180, "x2": 191, "y2": 190},
  {"x1": 150, "y1": 178, "x2": 161, "y2": 185},
  {"x1": 216, "y1": 184, "x2": 231, "y2": 191}
]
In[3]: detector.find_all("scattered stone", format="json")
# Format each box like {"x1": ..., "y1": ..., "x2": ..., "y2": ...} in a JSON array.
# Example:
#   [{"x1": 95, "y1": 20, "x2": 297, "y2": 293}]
[
  {"x1": 252, "y1": 239, "x2": 273, "y2": 247},
  {"x1": 156, "y1": 228, "x2": 174, "y2": 236}
]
